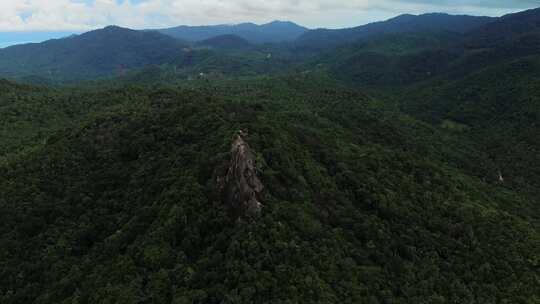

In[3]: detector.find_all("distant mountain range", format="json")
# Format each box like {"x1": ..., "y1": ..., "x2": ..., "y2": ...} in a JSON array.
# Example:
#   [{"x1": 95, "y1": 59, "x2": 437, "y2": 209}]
[
  {"x1": 465, "y1": 7, "x2": 540, "y2": 48},
  {"x1": 296, "y1": 13, "x2": 494, "y2": 50},
  {"x1": 1, "y1": 10, "x2": 540, "y2": 81},
  {"x1": 307, "y1": 8, "x2": 540, "y2": 86},
  {"x1": 0, "y1": 26, "x2": 187, "y2": 81},
  {"x1": 156, "y1": 21, "x2": 308, "y2": 44}
]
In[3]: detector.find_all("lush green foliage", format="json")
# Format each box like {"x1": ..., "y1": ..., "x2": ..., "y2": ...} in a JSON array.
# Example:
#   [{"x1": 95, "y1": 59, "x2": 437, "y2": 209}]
[
  {"x1": 197, "y1": 35, "x2": 253, "y2": 50},
  {"x1": 1, "y1": 77, "x2": 539, "y2": 303},
  {"x1": 403, "y1": 56, "x2": 540, "y2": 200},
  {"x1": 1, "y1": 7, "x2": 540, "y2": 304}
]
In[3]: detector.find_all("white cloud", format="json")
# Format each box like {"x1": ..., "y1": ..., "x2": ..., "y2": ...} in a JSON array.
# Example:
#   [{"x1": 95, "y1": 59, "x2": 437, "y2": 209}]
[{"x1": 0, "y1": 0, "x2": 536, "y2": 31}]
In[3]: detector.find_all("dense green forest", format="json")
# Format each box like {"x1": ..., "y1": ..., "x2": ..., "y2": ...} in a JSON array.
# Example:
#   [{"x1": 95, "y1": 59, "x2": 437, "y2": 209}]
[{"x1": 1, "y1": 7, "x2": 540, "y2": 304}]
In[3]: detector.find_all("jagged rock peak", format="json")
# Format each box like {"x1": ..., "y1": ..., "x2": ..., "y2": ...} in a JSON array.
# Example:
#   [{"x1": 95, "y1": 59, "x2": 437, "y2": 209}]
[{"x1": 218, "y1": 130, "x2": 264, "y2": 220}]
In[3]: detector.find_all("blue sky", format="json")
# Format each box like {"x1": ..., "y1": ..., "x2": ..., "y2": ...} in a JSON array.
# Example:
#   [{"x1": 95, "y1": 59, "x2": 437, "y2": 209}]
[
  {"x1": 0, "y1": 31, "x2": 80, "y2": 48},
  {"x1": 1, "y1": 0, "x2": 538, "y2": 47}
]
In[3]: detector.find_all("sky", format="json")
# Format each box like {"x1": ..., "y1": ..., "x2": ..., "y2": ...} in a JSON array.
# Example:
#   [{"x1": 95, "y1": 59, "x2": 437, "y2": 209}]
[{"x1": 0, "y1": 0, "x2": 538, "y2": 47}]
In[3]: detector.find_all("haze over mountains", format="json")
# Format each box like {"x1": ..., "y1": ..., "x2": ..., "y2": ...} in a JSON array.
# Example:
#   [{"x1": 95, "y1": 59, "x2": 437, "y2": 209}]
[
  {"x1": 296, "y1": 13, "x2": 494, "y2": 49},
  {"x1": 156, "y1": 20, "x2": 309, "y2": 44},
  {"x1": 0, "y1": 11, "x2": 518, "y2": 82},
  {"x1": 0, "y1": 26, "x2": 187, "y2": 81},
  {"x1": 1, "y1": 6, "x2": 540, "y2": 304}
]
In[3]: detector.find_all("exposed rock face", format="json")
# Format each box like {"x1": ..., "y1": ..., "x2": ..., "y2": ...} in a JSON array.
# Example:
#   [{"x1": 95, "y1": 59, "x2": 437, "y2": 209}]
[{"x1": 217, "y1": 130, "x2": 264, "y2": 219}]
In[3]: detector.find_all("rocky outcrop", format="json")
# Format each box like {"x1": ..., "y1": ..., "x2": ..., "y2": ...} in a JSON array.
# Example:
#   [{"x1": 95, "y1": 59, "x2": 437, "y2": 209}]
[{"x1": 217, "y1": 130, "x2": 264, "y2": 220}]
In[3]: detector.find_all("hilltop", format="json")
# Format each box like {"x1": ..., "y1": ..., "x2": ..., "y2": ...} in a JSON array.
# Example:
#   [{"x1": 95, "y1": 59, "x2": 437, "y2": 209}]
[{"x1": 0, "y1": 26, "x2": 187, "y2": 81}]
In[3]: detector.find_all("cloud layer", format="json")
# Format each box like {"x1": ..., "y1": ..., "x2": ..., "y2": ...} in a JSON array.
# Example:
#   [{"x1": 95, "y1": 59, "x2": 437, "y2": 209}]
[{"x1": 0, "y1": 0, "x2": 537, "y2": 31}]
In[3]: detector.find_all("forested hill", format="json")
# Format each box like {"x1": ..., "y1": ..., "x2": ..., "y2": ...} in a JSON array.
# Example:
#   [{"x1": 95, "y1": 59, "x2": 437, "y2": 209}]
[
  {"x1": 312, "y1": 7, "x2": 540, "y2": 87},
  {"x1": 465, "y1": 7, "x2": 540, "y2": 48},
  {"x1": 295, "y1": 13, "x2": 493, "y2": 50},
  {"x1": 1, "y1": 76, "x2": 539, "y2": 303},
  {"x1": 0, "y1": 26, "x2": 188, "y2": 81},
  {"x1": 300, "y1": 6, "x2": 540, "y2": 209}
]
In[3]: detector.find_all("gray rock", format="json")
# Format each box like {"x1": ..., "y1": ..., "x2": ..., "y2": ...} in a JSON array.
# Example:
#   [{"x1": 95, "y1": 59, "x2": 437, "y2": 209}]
[{"x1": 217, "y1": 130, "x2": 263, "y2": 220}]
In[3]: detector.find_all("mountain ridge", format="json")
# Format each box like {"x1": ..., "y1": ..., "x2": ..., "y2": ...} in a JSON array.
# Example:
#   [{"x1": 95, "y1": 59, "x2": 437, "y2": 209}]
[
  {"x1": 0, "y1": 26, "x2": 188, "y2": 81},
  {"x1": 296, "y1": 13, "x2": 494, "y2": 50},
  {"x1": 157, "y1": 20, "x2": 308, "y2": 44}
]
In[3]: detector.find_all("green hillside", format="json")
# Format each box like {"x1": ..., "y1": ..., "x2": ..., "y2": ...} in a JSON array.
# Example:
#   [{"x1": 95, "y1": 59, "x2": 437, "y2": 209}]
[
  {"x1": 0, "y1": 27, "x2": 189, "y2": 82},
  {"x1": 402, "y1": 56, "x2": 540, "y2": 199},
  {"x1": 296, "y1": 13, "x2": 492, "y2": 50},
  {"x1": 1, "y1": 77, "x2": 539, "y2": 303}
]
